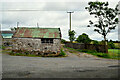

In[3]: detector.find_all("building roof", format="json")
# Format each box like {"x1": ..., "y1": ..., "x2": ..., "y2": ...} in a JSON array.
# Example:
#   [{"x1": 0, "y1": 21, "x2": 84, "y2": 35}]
[
  {"x1": 1, "y1": 34, "x2": 13, "y2": 38},
  {"x1": 1, "y1": 31, "x2": 14, "y2": 38},
  {"x1": 1, "y1": 31, "x2": 15, "y2": 34},
  {"x1": 13, "y1": 27, "x2": 61, "y2": 38}
]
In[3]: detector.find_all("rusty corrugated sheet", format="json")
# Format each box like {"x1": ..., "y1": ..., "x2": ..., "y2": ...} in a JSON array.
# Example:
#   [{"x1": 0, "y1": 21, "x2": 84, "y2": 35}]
[
  {"x1": 1, "y1": 31, "x2": 15, "y2": 34},
  {"x1": 13, "y1": 27, "x2": 61, "y2": 38}
]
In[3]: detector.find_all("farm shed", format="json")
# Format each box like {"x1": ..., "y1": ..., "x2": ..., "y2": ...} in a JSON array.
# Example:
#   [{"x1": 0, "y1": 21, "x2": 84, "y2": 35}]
[
  {"x1": 1, "y1": 31, "x2": 15, "y2": 46},
  {"x1": 12, "y1": 27, "x2": 62, "y2": 55},
  {"x1": 1, "y1": 31, "x2": 14, "y2": 38}
]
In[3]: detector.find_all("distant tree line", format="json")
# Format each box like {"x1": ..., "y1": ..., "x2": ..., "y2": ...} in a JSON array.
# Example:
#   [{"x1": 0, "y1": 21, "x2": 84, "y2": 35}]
[{"x1": 62, "y1": 32, "x2": 120, "y2": 49}]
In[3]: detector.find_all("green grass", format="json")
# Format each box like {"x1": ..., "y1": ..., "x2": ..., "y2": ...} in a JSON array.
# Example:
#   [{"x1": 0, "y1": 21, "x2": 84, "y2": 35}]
[
  {"x1": 64, "y1": 46, "x2": 120, "y2": 59},
  {"x1": 108, "y1": 49, "x2": 120, "y2": 53},
  {"x1": 108, "y1": 49, "x2": 120, "y2": 59}
]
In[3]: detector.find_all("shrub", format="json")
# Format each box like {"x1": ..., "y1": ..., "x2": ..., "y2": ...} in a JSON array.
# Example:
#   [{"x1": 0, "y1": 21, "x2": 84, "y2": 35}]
[
  {"x1": 61, "y1": 39, "x2": 66, "y2": 44},
  {"x1": 92, "y1": 40, "x2": 99, "y2": 45},
  {"x1": 2, "y1": 46, "x2": 6, "y2": 50},
  {"x1": 25, "y1": 51, "x2": 29, "y2": 55},
  {"x1": 108, "y1": 42, "x2": 115, "y2": 49},
  {"x1": 16, "y1": 53, "x2": 22, "y2": 56},
  {"x1": 96, "y1": 53, "x2": 109, "y2": 58},
  {"x1": 76, "y1": 33, "x2": 91, "y2": 44},
  {"x1": 68, "y1": 30, "x2": 76, "y2": 43},
  {"x1": 59, "y1": 49, "x2": 66, "y2": 56}
]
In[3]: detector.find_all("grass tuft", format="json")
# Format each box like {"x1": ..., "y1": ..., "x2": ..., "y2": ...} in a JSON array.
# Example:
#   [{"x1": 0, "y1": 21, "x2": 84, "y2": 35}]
[{"x1": 59, "y1": 48, "x2": 66, "y2": 57}]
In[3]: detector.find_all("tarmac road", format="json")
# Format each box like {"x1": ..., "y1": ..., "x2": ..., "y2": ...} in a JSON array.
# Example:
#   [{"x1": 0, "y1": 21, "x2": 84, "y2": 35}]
[{"x1": 1, "y1": 49, "x2": 119, "y2": 78}]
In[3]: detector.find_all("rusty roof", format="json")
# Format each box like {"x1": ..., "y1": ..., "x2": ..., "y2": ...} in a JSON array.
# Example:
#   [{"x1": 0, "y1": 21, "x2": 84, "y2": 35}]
[
  {"x1": 1, "y1": 31, "x2": 15, "y2": 34},
  {"x1": 13, "y1": 27, "x2": 61, "y2": 38}
]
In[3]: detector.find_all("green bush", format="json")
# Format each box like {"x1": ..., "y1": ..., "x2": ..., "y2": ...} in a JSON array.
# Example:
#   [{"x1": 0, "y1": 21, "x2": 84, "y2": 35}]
[
  {"x1": 108, "y1": 42, "x2": 115, "y2": 49},
  {"x1": 76, "y1": 33, "x2": 91, "y2": 44},
  {"x1": 68, "y1": 30, "x2": 76, "y2": 43},
  {"x1": 92, "y1": 40, "x2": 99, "y2": 45},
  {"x1": 1, "y1": 45, "x2": 6, "y2": 50},
  {"x1": 25, "y1": 51, "x2": 29, "y2": 55},
  {"x1": 61, "y1": 39, "x2": 66, "y2": 44},
  {"x1": 16, "y1": 53, "x2": 22, "y2": 56},
  {"x1": 59, "y1": 49, "x2": 66, "y2": 56},
  {"x1": 96, "y1": 53, "x2": 109, "y2": 58}
]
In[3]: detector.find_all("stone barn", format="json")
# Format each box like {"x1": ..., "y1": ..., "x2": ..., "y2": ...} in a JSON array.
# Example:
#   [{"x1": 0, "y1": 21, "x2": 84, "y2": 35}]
[{"x1": 12, "y1": 27, "x2": 62, "y2": 55}]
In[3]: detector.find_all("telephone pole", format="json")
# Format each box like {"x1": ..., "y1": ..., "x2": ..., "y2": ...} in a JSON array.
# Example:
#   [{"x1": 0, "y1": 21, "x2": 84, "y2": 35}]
[{"x1": 67, "y1": 11, "x2": 74, "y2": 31}]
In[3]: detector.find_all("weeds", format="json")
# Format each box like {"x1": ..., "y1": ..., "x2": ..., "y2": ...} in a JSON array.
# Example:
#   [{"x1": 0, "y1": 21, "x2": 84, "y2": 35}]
[
  {"x1": 59, "y1": 49, "x2": 66, "y2": 56},
  {"x1": 6, "y1": 48, "x2": 67, "y2": 57},
  {"x1": 1, "y1": 45, "x2": 6, "y2": 50}
]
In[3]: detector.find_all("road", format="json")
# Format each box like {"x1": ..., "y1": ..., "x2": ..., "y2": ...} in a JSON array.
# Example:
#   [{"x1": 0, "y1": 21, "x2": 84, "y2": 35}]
[{"x1": 1, "y1": 48, "x2": 119, "y2": 78}]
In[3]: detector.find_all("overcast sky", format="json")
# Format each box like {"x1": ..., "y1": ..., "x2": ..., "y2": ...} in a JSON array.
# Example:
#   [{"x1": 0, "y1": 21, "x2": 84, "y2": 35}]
[{"x1": 0, "y1": 0, "x2": 120, "y2": 41}]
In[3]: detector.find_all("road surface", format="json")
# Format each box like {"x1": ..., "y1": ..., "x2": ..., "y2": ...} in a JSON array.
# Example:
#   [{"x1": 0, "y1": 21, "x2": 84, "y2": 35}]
[{"x1": 1, "y1": 49, "x2": 119, "y2": 78}]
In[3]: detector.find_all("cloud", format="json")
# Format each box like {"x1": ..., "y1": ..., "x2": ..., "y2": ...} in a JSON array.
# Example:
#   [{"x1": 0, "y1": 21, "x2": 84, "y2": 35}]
[{"x1": 0, "y1": 1, "x2": 119, "y2": 41}]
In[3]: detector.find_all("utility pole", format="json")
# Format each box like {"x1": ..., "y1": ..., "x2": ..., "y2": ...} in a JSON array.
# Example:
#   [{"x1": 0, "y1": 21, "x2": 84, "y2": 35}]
[{"x1": 67, "y1": 11, "x2": 74, "y2": 31}]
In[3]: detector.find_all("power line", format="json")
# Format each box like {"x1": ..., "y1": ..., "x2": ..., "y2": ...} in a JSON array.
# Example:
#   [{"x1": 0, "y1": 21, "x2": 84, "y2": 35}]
[{"x1": 0, "y1": 10, "x2": 83, "y2": 12}]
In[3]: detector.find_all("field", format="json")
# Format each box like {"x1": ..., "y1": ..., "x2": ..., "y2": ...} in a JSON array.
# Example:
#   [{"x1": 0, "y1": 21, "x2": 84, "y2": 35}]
[
  {"x1": 114, "y1": 43, "x2": 120, "y2": 49},
  {"x1": 108, "y1": 49, "x2": 120, "y2": 53},
  {"x1": 108, "y1": 49, "x2": 120, "y2": 59}
]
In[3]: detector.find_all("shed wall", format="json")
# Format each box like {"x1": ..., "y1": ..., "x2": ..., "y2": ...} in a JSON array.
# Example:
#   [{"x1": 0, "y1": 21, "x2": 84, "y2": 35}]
[{"x1": 12, "y1": 38, "x2": 61, "y2": 55}]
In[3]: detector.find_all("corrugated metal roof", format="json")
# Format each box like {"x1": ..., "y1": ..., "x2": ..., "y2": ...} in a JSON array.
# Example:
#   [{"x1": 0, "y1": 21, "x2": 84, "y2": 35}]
[
  {"x1": 1, "y1": 31, "x2": 15, "y2": 34},
  {"x1": 13, "y1": 27, "x2": 61, "y2": 38},
  {"x1": 1, "y1": 34, "x2": 13, "y2": 38}
]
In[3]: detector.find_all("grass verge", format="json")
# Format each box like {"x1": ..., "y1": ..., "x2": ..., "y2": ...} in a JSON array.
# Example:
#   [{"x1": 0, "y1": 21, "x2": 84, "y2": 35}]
[{"x1": 64, "y1": 46, "x2": 120, "y2": 60}]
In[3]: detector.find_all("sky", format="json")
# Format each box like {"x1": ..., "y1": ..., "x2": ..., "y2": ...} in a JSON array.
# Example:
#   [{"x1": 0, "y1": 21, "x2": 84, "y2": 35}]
[{"x1": 0, "y1": 0, "x2": 120, "y2": 41}]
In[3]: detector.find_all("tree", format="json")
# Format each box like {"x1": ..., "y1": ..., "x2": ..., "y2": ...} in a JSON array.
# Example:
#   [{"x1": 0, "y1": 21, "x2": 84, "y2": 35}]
[
  {"x1": 76, "y1": 33, "x2": 91, "y2": 44},
  {"x1": 108, "y1": 42, "x2": 115, "y2": 49},
  {"x1": 85, "y1": 1, "x2": 119, "y2": 53},
  {"x1": 109, "y1": 39, "x2": 113, "y2": 42},
  {"x1": 61, "y1": 39, "x2": 66, "y2": 44},
  {"x1": 10, "y1": 27, "x2": 17, "y2": 31},
  {"x1": 68, "y1": 30, "x2": 76, "y2": 43},
  {"x1": 93, "y1": 40, "x2": 99, "y2": 45}
]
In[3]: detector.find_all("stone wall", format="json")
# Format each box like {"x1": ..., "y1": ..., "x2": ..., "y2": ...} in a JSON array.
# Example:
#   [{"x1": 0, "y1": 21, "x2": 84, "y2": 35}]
[
  {"x1": 65, "y1": 43, "x2": 107, "y2": 53},
  {"x1": 3, "y1": 38, "x2": 12, "y2": 46},
  {"x1": 12, "y1": 38, "x2": 61, "y2": 55}
]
